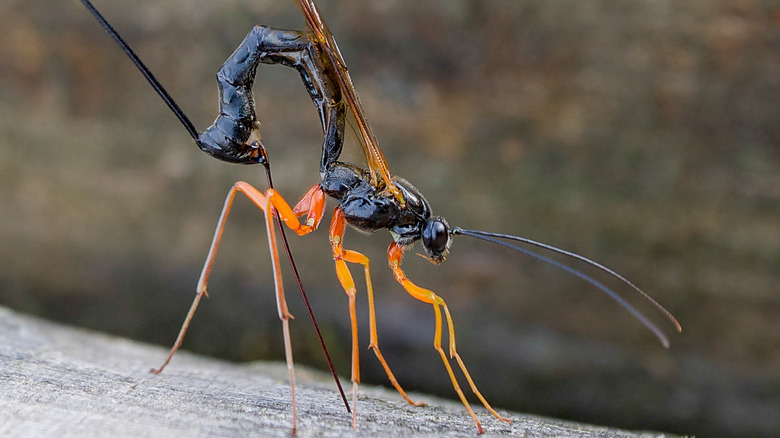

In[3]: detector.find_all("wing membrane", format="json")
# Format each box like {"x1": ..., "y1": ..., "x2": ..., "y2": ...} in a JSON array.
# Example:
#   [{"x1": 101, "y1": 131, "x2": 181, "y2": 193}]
[{"x1": 291, "y1": 0, "x2": 396, "y2": 192}]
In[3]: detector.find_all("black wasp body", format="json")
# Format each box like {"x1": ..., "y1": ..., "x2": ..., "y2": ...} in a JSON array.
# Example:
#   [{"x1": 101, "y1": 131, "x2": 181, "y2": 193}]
[
  {"x1": 198, "y1": 25, "x2": 451, "y2": 262},
  {"x1": 321, "y1": 162, "x2": 449, "y2": 260},
  {"x1": 81, "y1": 0, "x2": 679, "y2": 433}
]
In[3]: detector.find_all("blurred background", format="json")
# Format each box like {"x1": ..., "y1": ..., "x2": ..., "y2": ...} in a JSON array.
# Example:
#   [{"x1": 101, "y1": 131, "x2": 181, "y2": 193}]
[{"x1": 1, "y1": 0, "x2": 778, "y2": 436}]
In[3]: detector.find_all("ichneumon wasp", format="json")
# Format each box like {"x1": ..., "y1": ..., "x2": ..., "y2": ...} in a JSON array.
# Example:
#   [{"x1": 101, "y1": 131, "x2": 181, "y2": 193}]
[{"x1": 81, "y1": 0, "x2": 681, "y2": 434}]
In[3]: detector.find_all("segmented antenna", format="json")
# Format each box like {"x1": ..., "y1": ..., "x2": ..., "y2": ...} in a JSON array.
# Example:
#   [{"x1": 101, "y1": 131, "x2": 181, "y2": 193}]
[
  {"x1": 452, "y1": 227, "x2": 681, "y2": 347},
  {"x1": 81, "y1": 0, "x2": 350, "y2": 412}
]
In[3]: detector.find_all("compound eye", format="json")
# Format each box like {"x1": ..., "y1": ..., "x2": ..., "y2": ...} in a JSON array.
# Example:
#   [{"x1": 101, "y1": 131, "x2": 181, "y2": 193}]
[{"x1": 422, "y1": 217, "x2": 450, "y2": 258}]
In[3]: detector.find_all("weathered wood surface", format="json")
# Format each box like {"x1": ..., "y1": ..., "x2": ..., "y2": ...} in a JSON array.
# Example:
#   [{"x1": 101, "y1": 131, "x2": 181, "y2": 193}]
[{"x1": 0, "y1": 306, "x2": 678, "y2": 437}]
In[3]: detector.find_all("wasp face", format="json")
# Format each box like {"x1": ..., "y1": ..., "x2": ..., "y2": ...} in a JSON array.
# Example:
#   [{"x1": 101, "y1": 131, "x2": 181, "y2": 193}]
[{"x1": 422, "y1": 216, "x2": 451, "y2": 264}]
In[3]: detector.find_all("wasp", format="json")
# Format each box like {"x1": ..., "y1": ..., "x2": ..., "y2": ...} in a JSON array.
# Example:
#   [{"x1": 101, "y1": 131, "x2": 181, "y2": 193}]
[{"x1": 81, "y1": 0, "x2": 681, "y2": 434}]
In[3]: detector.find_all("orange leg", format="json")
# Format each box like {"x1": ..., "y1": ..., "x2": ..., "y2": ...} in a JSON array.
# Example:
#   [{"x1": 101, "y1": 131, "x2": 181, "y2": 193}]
[
  {"x1": 329, "y1": 209, "x2": 423, "y2": 428},
  {"x1": 151, "y1": 181, "x2": 326, "y2": 433},
  {"x1": 388, "y1": 242, "x2": 512, "y2": 434},
  {"x1": 292, "y1": 183, "x2": 327, "y2": 231}
]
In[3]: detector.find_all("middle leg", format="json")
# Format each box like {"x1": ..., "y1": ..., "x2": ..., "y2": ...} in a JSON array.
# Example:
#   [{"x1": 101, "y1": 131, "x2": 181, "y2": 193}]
[{"x1": 328, "y1": 208, "x2": 424, "y2": 428}]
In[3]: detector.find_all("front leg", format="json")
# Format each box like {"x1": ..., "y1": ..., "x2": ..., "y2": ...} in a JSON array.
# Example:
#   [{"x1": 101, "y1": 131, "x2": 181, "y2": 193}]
[
  {"x1": 387, "y1": 242, "x2": 512, "y2": 433},
  {"x1": 196, "y1": 25, "x2": 346, "y2": 171}
]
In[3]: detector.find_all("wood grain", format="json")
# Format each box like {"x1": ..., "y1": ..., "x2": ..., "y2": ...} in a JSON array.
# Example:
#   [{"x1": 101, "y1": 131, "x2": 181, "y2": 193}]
[{"x1": 0, "y1": 306, "x2": 680, "y2": 437}]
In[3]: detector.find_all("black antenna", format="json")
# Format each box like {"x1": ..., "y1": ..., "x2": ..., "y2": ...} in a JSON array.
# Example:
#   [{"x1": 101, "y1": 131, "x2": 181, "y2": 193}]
[
  {"x1": 453, "y1": 227, "x2": 681, "y2": 347},
  {"x1": 81, "y1": 0, "x2": 350, "y2": 412},
  {"x1": 80, "y1": 0, "x2": 199, "y2": 141}
]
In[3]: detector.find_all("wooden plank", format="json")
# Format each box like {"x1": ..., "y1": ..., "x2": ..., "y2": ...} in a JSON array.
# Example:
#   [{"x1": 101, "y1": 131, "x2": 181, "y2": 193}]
[{"x1": 0, "y1": 306, "x2": 678, "y2": 437}]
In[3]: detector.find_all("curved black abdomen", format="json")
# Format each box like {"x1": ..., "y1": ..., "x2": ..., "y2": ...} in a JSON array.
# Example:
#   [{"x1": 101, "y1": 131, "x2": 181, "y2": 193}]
[
  {"x1": 197, "y1": 26, "x2": 308, "y2": 163},
  {"x1": 196, "y1": 25, "x2": 345, "y2": 169}
]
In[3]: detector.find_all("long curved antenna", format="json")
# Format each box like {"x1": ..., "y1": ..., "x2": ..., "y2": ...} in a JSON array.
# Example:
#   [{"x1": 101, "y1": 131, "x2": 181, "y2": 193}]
[
  {"x1": 80, "y1": 0, "x2": 199, "y2": 141},
  {"x1": 452, "y1": 227, "x2": 681, "y2": 347},
  {"x1": 81, "y1": 0, "x2": 350, "y2": 412}
]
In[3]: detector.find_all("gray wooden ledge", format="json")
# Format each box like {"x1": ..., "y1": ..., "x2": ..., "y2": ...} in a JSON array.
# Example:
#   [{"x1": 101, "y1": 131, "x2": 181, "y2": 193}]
[{"x1": 0, "y1": 306, "x2": 679, "y2": 437}]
